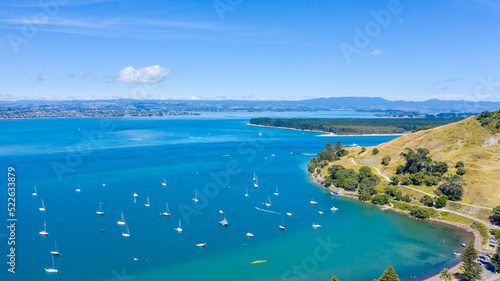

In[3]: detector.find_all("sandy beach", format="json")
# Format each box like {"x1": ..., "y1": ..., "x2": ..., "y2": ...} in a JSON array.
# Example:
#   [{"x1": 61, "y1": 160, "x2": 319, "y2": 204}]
[{"x1": 247, "y1": 123, "x2": 407, "y2": 137}]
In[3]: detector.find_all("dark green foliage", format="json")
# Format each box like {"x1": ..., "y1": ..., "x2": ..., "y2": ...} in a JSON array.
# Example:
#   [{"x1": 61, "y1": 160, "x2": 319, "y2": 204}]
[
  {"x1": 433, "y1": 161, "x2": 448, "y2": 175},
  {"x1": 460, "y1": 240, "x2": 483, "y2": 281},
  {"x1": 401, "y1": 195, "x2": 411, "y2": 203},
  {"x1": 307, "y1": 158, "x2": 317, "y2": 172},
  {"x1": 381, "y1": 156, "x2": 391, "y2": 166},
  {"x1": 491, "y1": 206, "x2": 500, "y2": 225},
  {"x1": 372, "y1": 148, "x2": 379, "y2": 155},
  {"x1": 456, "y1": 168, "x2": 466, "y2": 176},
  {"x1": 410, "y1": 207, "x2": 435, "y2": 219},
  {"x1": 455, "y1": 161, "x2": 464, "y2": 169},
  {"x1": 491, "y1": 244, "x2": 500, "y2": 270},
  {"x1": 437, "y1": 175, "x2": 464, "y2": 201},
  {"x1": 249, "y1": 117, "x2": 464, "y2": 135},
  {"x1": 435, "y1": 195, "x2": 448, "y2": 208},
  {"x1": 477, "y1": 110, "x2": 500, "y2": 133},
  {"x1": 331, "y1": 276, "x2": 339, "y2": 281},
  {"x1": 375, "y1": 265, "x2": 400, "y2": 281},
  {"x1": 473, "y1": 222, "x2": 489, "y2": 245},
  {"x1": 360, "y1": 146, "x2": 367, "y2": 154},
  {"x1": 372, "y1": 194, "x2": 391, "y2": 205},
  {"x1": 359, "y1": 166, "x2": 373, "y2": 179},
  {"x1": 420, "y1": 195, "x2": 434, "y2": 207},
  {"x1": 390, "y1": 175, "x2": 399, "y2": 185}
]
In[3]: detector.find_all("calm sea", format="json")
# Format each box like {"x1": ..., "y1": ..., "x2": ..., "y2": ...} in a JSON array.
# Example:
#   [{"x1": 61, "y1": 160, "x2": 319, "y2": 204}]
[{"x1": 0, "y1": 112, "x2": 470, "y2": 281}]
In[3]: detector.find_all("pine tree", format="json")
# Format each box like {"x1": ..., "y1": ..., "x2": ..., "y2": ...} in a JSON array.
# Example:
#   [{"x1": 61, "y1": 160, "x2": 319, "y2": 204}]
[
  {"x1": 376, "y1": 265, "x2": 400, "y2": 281},
  {"x1": 491, "y1": 244, "x2": 500, "y2": 273},
  {"x1": 331, "y1": 276, "x2": 339, "y2": 281},
  {"x1": 460, "y1": 240, "x2": 482, "y2": 280}
]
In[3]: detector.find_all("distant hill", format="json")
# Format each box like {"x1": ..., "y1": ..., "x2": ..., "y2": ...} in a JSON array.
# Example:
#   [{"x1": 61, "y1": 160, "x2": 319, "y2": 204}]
[
  {"x1": 356, "y1": 111, "x2": 500, "y2": 207},
  {"x1": 1, "y1": 97, "x2": 500, "y2": 113}
]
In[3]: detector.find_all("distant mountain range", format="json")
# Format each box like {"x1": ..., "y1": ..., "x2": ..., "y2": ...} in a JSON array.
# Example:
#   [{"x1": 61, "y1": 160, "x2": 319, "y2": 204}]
[{"x1": 1, "y1": 97, "x2": 499, "y2": 113}]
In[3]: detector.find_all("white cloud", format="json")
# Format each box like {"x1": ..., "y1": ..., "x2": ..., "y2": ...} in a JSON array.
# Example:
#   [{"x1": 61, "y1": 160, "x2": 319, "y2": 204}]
[
  {"x1": 115, "y1": 65, "x2": 170, "y2": 84},
  {"x1": 371, "y1": 49, "x2": 383, "y2": 55}
]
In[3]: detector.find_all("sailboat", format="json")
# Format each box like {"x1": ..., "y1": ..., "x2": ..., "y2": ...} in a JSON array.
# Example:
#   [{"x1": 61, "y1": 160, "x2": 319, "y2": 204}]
[
  {"x1": 162, "y1": 204, "x2": 171, "y2": 216},
  {"x1": 193, "y1": 190, "x2": 199, "y2": 202},
  {"x1": 252, "y1": 172, "x2": 256, "y2": 181},
  {"x1": 246, "y1": 232, "x2": 254, "y2": 237},
  {"x1": 330, "y1": 206, "x2": 339, "y2": 211},
  {"x1": 161, "y1": 179, "x2": 167, "y2": 186},
  {"x1": 318, "y1": 207, "x2": 324, "y2": 215},
  {"x1": 133, "y1": 193, "x2": 138, "y2": 198},
  {"x1": 279, "y1": 217, "x2": 286, "y2": 230},
  {"x1": 274, "y1": 186, "x2": 279, "y2": 196},
  {"x1": 174, "y1": 219, "x2": 182, "y2": 232},
  {"x1": 32, "y1": 185, "x2": 38, "y2": 196},
  {"x1": 219, "y1": 214, "x2": 228, "y2": 226},
  {"x1": 196, "y1": 243, "x2": 207, "y2": 247},
  {"x1": 244, "y1": 187, "x2": 249, "y2": 197},
  {"x1": 39, "y1": 199, "x2": 46, "y2": 212},
  {"x1": 122, "y1": 223, "x2": 131, "y2": 237},
  {"x1": 50, "y1": 240, "x2": 60, "y2": 255},
  {"x1": 310, "y1": 198, "x2": 318, "y2": 205},
  {"x1": 96, "y1": 202, "x2": 104, "y2": 215},
  {"x1": 253, "y1": 175, "x2": 259, "y2": 188},
  {"x1": 145, "y1": 196, "x2": 150, "y2": 207},
  {"x1": 117, "y1": 213, "x2": 126, "y2": 225},
  {"x1": 39, "y1": 221, "x2": 49, "y2": 236},
  {"x1": 265, "y1": 197, "x2": 272, "y2": 207},
  {"x1": 45, "y1": 255, "x2": 58, "y2": 273},
  {"x1": 312, "y1": 223, "x2": 322, "y2": 228}
]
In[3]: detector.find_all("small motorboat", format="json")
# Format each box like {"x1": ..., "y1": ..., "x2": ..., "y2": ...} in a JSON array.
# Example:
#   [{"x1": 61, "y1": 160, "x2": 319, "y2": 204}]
[
  {"x1": 246, "y1": 233, "x2": 254, "y2": 237},
  {"x1": 286, "y1": 212, "x2": 292, "y2": 216},
  {"x1": 196, "y1": 243, "x2": 207, "y2": 247},
  {"x1": 454, "y1": 252, "x2": 461, "y2": 256},
  {"x1": 331, "y1": 206, "x2": 339, "y2": 211},
  {"x1": 310, "y1": 199, "x2": 318, "y2": 205},
  {"x1": 461, "y1": 243, "x2": 467, "y2": 247},
  {"x1": 312, "y1": 223, "x2": 322, "y2": 228},
  {"x1": 133, "y1": 193, "x2": 138, "y2": 198}
]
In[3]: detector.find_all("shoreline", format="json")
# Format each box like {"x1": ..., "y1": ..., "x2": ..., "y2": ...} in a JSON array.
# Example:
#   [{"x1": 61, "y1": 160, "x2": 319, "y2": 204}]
[
  {"x1": 307, "y1": 171, "x2": 481, "y2": 281},
  {"x1": 248, "y1": 123, "x2": 407, "y2": 137}
]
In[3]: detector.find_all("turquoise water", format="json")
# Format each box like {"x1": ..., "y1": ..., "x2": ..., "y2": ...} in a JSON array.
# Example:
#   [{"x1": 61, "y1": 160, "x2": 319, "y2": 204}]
[{"x1": 0, "y1": 113, "x2": 470, "y2": 281}]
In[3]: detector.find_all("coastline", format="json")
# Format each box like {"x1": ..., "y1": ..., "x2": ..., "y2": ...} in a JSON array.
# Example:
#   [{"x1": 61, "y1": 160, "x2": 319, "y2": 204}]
[
  {"x1": 307, "y1": 171, "x2": 481, "y2": 281},
  {"x1": 248, "y1": 123, "x2": 407, "y2": 137}
]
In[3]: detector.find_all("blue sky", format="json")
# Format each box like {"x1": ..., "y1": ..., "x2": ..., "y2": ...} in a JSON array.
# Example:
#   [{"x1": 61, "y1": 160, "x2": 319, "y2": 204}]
[{"x1": 0, "y1": 0, "x2": 499, "y2": 101}]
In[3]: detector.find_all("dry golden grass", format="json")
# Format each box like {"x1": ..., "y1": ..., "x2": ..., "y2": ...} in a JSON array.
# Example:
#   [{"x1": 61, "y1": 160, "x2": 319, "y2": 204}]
[{"x1": 354, "y1": 116, "x2": 500, "y2": 207}]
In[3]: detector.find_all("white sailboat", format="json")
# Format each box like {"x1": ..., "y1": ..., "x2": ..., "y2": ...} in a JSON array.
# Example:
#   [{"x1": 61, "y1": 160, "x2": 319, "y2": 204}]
[
  {"x1": 122, "y1": 223, "x2": 131, "y2": 237},
  {"x1": 32, "y1": 185, "x2": 38, "y2": 196},
  {"x1": 253, "y1": 175, "x2": 259, "y2": 188},
  {"x1": 244, "y1": 187, "x2": 249, "y2": 197},
  {"x1": 193, "y1": 190, "x2": 199, "y2": 202},
  {"x1": 279, "y1": 217, "x2": 286, "y2": 230},
  {"x1": 174, "y1": 219, "x2": 182, "y2": 232},
  {"x1": 145, "y1": 196, "x2": 150, "y2": 207},
  {"x1": 50, "y1": 240, "x2": 60, "y2": 255},
  {"x1": 310, "y1": 198, "x2": 318, "y2": 205},
  {"x1": 330, "y1": 206, "x2": 339, "y2": 211},
  {"x1": 162, "y1": 204, "x2": 171, "y2": 216},
  {"x1": 117, "y1": 213, "x2": 126, "y2": 225},
  {"x1": 45, "y1": 255, "x2": 58, "y2": 273},
  {"x1": 161, "y1": 178, "x2": 167, "y2": 186},
  {"x1": 246, "y1": 232, "x2": 254, "y2": 237},
  {"x1": 274, "y1": 186, "x2": 279, "y2": 196},
  {"x1": 39, "y1": 221, "x2": 49, "y2": 236},
  {"x1": 265, "y1": 197, "x2": 272, "y2": 207},
  {"x1": 312, "y1": 223, "x2": 322, "y2": 228},
  {"x1": 219, "y1": 214, "x2": 228, "y2": 226},
  {"x1": 253, "y1": 172, "x2": 256, "y2": 181},
  {"x1": 318, "y1": 207, "x2": 324, "y2": 215},
  {"x1": 196, "y1": 243, "x2": 207, "y2": 247},
  {"x1": 96, "y1": 202, "x2": 104, "y2": 215},
  {"x1": 39, "y1": 199, "x2": 46, "y2": 212}
]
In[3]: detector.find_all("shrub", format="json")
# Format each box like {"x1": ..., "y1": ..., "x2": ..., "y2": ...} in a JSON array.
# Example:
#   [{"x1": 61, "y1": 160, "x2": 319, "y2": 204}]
[
  {"x1": 411, "y1": 207, "x2": 435, "y2": 219},
  {"x1": 381, "y1": 156, "x2": 391, "y2": 166},
  {"x1": 420, "y1": 195, "x2": 434, "y2": 207},
  {"x1": 435, "y1": 195, "x2": 448, "y2": 208},
  {"x1": 372, "y1": 148, "x2": 380, "y2": 155},
  {"x1": 372, "y1": 194, "x2": 391, "y2": 205},
  {"x1": 390, "y1": 175, "x2": 399, "y2": 185},
  {"x1": 456, "y1": 168, "x2": 466, "y2": 176}
]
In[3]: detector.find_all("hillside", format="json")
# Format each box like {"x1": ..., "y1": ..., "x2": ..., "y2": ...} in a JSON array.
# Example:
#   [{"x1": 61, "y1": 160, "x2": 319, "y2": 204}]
[{"x1": 355, "y1": 114, "x2": 500, "y2": 207}]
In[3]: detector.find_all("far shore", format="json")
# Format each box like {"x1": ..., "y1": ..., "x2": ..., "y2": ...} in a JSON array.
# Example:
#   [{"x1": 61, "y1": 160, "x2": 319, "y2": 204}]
[
  {"x1": 307, "y1": 172, "x2": 482, "y2": 281},
  {"x1": 248, "y1": 123, "x2": 408, "y2": 137}
]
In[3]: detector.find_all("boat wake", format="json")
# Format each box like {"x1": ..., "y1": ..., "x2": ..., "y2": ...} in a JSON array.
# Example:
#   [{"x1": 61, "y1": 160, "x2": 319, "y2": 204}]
[
  {"x1": 255, "y1": 207, "x2": 281, "y2": 215},
  {"x1": 301, "y1": 153, "x2": 316, "y2": 156}
]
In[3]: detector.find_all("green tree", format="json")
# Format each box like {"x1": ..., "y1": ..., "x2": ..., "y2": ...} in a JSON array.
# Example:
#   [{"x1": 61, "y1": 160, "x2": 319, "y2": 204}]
[
  {"x1": 372, "y1": 194, "x2": 391, "y2": 205},
  {"x1": 438, "y1": 175, "x2": 464, "y2": 201},
  {"x1": 331, "y1": 276, "x2": 339, "y2": 281},
  {"x1": 372, "y1": 148, "x2": 380, "y2": 155},
  {"x1": 491, "y1": 245, "x2": 500, "y2": 273},
  {"x1": 455, "y1": 161, "x2": 465, "y2": 169},
  {"x1": 456, "y1": 168, "x2": 466, "y2": 175},
  {"x1": 439, "y1": 268, "x2": 452, "y2": 281},
  {"x1": 359, "y1": 166, "x2": 373, "y2": 179},
  {"x1": 460, "y1": 240, "x2": 482, "y2": 281},
  {"x1": 435, "y1": 195, "x2": 448, "y2": 208},
  {"x1": 381, "y1": 156, "x2": 391, "y2": 166},
  {"x1": 420, "y1": 195, "x2": 434, "y2": 207},
  {"x1": 490, "y1": 205, "x2": 500, "y2": 225},
  {"x1": 375, "y1": 265, "x2": 400, "y2": 281}
]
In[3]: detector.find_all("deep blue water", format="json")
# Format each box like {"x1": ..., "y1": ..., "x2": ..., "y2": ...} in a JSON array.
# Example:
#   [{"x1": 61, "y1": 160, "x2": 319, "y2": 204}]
[{"x1": 0, "y1": 112, "x2": 470, "y2": 281}]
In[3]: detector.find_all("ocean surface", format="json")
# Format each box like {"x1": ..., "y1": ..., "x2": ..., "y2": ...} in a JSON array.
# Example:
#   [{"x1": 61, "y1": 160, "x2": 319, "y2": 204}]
[{"x1": 0, "y1": 112, "x2": 471, "y2": 281}]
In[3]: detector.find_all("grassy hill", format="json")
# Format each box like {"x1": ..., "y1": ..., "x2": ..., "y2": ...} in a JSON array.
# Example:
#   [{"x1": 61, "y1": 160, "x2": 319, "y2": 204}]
[{"x1": 355, "y1": 114, "x2": 500, "y2": 207}]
